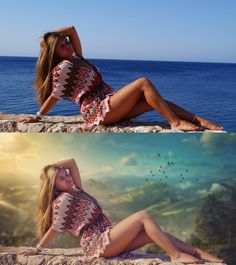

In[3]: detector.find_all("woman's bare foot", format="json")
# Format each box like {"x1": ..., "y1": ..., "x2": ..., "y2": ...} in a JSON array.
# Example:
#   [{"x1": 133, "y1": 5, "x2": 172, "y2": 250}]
[
  {"x1": 171, "y1": 252, "x2": 202, "y2": 264},
  {"x1": 171, "y1": 120, "x2": 203, "y2": 132},
  {"x1": 194, "y1": 248, "x2": 224, "y2": 263},
  {"x1": 194, "y1": 116, "x2": 224, "y2": 131}
]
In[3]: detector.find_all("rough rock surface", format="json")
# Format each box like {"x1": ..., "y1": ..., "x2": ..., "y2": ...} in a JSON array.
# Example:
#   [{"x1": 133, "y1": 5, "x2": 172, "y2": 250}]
[
  {"x1": 0, "y1": 113, "x2": 226, "y2": 133},
  {"x1": 0, "y1": 247, "x2": 227, "y2": 265}
]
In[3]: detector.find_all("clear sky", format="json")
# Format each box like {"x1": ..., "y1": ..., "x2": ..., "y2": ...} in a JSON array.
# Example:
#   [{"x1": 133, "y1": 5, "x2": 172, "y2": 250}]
[
  {"x1": 0, "y1": 133, "x2": 235, "y2": 188},
  {"x1": 0, "y1": 0, "x2": 235, "y2": 63}
]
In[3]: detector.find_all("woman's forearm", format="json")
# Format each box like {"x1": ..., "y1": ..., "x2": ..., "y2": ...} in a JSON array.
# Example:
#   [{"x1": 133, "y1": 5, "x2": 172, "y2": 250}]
[
  {"x1": 20, "y1": 95, "x2": 58, "y2": 123},
  {"x1": 54, "y1": 26, "x2": 82, "y2": 56},
  {"x1": 55, "y1": 158, "x2": 75, "y2": 168},
  {"x1": 37, "y1": 227, "x2": 58, "y2": 250},
  {"x1": 37, "y1": 95, "x2": 58, "y2": 117},
  {"x1": 54, "y1": 26, "x2": 76, "y2": 37}
]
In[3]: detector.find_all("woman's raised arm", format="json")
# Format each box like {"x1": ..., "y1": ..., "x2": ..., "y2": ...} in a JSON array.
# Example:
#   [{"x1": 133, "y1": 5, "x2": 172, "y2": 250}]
[
  {"x1": 55, "y1": 158, "x2": 83, "y2": 189},
  {"x1": 55, "y1": 26, "x2": 83, "y2": 57},
  {"x1": 19, "y1": 227, "x2": 59, "y2": 256}
]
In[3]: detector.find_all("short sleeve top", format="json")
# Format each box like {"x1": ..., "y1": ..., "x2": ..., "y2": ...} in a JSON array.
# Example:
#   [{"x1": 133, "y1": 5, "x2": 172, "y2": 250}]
[
  {"x1": 51, "y1": 55, "x2": 112, "y2": 103},
  {"x1": 51, "y1": 186, "x2": 112, "y2": 237}
]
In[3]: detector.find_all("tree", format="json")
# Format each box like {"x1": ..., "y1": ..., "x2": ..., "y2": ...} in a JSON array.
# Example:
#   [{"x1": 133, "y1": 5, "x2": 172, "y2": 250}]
[{"x1": 192, "y1": 183, "x2": 236, "y2": 265}]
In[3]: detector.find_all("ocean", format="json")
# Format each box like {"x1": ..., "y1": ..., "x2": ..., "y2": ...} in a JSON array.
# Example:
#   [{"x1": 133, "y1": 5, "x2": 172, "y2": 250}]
[{"x1": 0, "y1": 56, "x2": 235, "y2": 131}]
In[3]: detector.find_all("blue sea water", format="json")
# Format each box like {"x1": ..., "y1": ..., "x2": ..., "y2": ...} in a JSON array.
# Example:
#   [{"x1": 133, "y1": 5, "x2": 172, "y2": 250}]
[{"x1": 0, "y1": 56, "x2": 236, "y2": 131}]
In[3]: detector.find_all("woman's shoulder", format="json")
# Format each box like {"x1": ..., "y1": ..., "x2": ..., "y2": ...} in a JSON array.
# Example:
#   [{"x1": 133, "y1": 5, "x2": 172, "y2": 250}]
[
  {"x1": 53, "y1": 192, "x2": 73, "y2": 207},
  {"x1": 53, "y1": 60, "x2": 73, "y2": 74}
]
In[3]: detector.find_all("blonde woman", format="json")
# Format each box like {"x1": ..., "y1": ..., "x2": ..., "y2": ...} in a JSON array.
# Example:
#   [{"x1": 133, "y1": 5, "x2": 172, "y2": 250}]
[
  {"x1": 20, "y1": 158, "x2": 223, "y2": 264},
  {"x1": 20, "y1": 26, "x2": 223, "y2": 131}
]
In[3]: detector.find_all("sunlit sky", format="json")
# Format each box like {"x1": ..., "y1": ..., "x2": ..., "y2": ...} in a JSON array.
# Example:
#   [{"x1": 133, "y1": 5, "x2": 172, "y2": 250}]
[
  {"x1": 0, "y1": 0, "x2": 236, "y2": 63},
  {"x1": 0, "y1": 133, "x2": 235, "y2": 187}
]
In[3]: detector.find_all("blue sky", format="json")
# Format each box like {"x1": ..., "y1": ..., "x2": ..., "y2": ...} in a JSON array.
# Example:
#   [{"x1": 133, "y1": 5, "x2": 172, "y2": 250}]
[
  {"x1": 0, "y1": 133, "x2": 235, "y2": 188},
  {"x1": 0, "y1": 0, "x2": 235, "y2": 62}
]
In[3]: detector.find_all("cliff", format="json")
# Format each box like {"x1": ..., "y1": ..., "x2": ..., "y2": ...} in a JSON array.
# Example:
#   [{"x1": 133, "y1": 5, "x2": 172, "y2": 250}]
[
  {"x1": 0, "y1": 113, "x2": 225, "y2": 133},
  {"x1": 0, "y1": 247, "x2": 227, "y2": 265}
]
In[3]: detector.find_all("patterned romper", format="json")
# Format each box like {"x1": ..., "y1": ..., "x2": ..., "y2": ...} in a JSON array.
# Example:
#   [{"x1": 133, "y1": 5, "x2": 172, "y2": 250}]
[
  {"x1": 51, "y1": 186, "x2": 113, "y2": 259},
  {"x1": 51, "y1": 55, "x2": 115, "y2": 128}
]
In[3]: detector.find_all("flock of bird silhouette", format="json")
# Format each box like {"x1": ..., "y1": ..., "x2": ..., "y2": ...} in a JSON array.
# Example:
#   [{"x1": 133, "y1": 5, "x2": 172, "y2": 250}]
[{"x1": 145, "y1": 153, "x2": 200, "y2": 185}]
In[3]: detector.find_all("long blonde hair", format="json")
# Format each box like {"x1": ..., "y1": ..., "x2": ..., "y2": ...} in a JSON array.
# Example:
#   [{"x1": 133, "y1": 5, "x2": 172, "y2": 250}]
[
  {"x1": 34, "y1": 164, "x2": 62, "y2": 239},
  {"x1": 34, "y1": 32, "x2": 64, "y2": 106}
]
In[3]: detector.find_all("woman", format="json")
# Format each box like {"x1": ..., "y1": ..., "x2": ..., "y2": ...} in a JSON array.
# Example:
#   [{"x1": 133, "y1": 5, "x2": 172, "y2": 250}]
[
  {"x1": 20, "y1": 158, "x2": 223, "y2": 264},
  {"x1": 21, "y1": 26, "x2": 223, "y2": 132}
]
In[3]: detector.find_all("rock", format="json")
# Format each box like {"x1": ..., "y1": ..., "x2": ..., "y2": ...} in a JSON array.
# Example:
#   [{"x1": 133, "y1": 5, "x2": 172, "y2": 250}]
[
  {"x1": 129, "y1": 126, "x2": 157, "y2": 133},
  {"x1": 0, "y1": 120, "x2": 17, "y2": 132},
  {"x1": 0, "y1": 247, "x2": 227, "y2": 265},
  {"x1": 0, "y1": 113, "x2": 226, "y2": 133},
  {"x1": 46, "y1": 123, "x2": 67, "y2": 133},
  {"x1": 17, "y1": 122, "x2": 46, "y2": 133}
]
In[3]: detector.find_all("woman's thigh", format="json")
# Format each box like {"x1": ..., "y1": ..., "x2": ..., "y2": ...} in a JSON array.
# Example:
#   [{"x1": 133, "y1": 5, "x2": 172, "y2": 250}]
[
  {"x1": 101, "y1": 211, "x2": 146, "y2": 257},
  {"x1": 102, "y1": 79, "x2": 145, "y2": 124},
  {"x1": 122, "y1": 97, "x2": 153, "y2": 120},
  {"x1": 122, "y1": 230, "x2": 152, "y2": 253}
]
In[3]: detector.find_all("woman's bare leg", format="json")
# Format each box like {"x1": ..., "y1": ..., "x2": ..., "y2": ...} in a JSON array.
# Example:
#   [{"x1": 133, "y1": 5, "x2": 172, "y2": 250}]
[
  {"x1": 121, "y1": 229, "x2": 152, "y2": 253},
  {"x1": 111, "y1": 227, "x2": 223, "y2": 263},
  {"x1": 119, "y1": 96, "x2": 153, "y2": 121},
  {"x1": 165, "y1": 101, "x2": 224, "y2": 131},
  {"x1": 118, "y1": 96, "x2": 223, "y2": 131},
  {"x1": 165, "y1": 233, "x2": 223, "y2": 263},
  {"x1": 101, "y1": 211, "x2": 201, "y2": 264},
  {"x1": 102, "y1": 78, "x2": 201, "y2": 131}
]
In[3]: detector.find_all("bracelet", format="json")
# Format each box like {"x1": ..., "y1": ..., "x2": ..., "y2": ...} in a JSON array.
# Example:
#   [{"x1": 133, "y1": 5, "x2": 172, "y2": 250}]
[
  {"x1": 36, "y1": 111, "x2": 45, "y2": 119},
  {"x1": 36, "y1": 243, "x2": 43, "y2": 252},
  {"x1": 192, "y1": 114, "x2": 198, "y2": 123}
]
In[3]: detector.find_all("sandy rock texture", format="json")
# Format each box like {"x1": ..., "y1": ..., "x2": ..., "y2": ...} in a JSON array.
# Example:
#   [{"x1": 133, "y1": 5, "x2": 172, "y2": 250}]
[
  {"x1": 0, "y1": 247, "x2": 227, "y2": 265},
  {"x1": 0, "y1": 113, "x2": 225, "y2": 133}
]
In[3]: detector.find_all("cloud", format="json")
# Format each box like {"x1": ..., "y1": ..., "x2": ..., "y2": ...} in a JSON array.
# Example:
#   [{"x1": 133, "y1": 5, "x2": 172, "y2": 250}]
[
  {"x1": 177, "y1": 181, "x2": 193, "y2": 189},
  {"x1": 181, "y1": 133, "x2": 236, "y2": 156},
  {"x1": 181, "y1": 136, "x2": 199, "y2": 144},
  {"x1": 167, "y1": 151, "x2": 175, "y2": 157},
  {"x1": 199, "y1": 133, "x2": 236, "y2": 155},
  {"x1": 119, "y1": 153, "x2": 138, "y2": 166},
  {"x1": 98, "y1": 165, "x2": 114, "y2": 173},
  {"x1": 0, "y1": 134, "x2": 39, "y2": 158},
  {"x1": 209, "y1": 183, "x2": 228, "y2": 193},
  {"x1": 0, "y1": 157, "x2": 18, "y2": 174},
  {"x1": 0, "y1": 200, "x2": 22, "y2": 212},
  {"x1": 0, "y1": 134, "x2": 41, "y2": 176},
  {"x1": 197, "y1": 189, "x2": 208, "y2": 196}
]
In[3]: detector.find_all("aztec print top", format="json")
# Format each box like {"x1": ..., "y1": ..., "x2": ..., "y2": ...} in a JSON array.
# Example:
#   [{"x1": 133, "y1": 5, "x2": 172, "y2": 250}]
[
  {"x1": 51, "y1": 186, "x2": 113, "y2": 257},
  {"x1": 51, "y1": 55, "x2": 113, "y2": 103}
]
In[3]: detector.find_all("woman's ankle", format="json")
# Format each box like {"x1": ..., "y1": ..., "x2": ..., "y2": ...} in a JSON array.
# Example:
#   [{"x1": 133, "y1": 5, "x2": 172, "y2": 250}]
[
  {"x1": 169, "y1": 250, "x2": 181, "y2": 259},
  {"x1": 170, "y1": 119, "x2": 181, "y2": 127},
  {"x1": 171, "y1": 252, "x2": 201, "y2": 264}
]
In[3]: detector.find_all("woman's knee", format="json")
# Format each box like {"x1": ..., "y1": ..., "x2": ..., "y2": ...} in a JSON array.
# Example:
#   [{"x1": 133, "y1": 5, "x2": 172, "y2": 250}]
[
  {"x1": 136, "y1": 77, "x2": 154, "y2": 91},
  {"x1": 137, "y1": 77, "x2": 151, "y2": 86},
  {"x1": 136, "y1": 210, "x2": 151, "y2": 220}
]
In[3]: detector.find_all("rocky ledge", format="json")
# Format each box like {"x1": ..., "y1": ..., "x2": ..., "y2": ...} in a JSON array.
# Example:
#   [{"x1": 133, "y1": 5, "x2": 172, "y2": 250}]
[
  {"x1": 0, "y1": 247, "x2": 227, "y2": 265},
  {"x1": 0, "y1": 113, "x2": 226, "y2": 133}
]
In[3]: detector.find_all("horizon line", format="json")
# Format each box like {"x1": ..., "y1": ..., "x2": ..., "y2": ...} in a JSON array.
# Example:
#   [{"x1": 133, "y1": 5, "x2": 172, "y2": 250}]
[{"x1": 0, "y1": 55, "x2": 235, "y2": 65}]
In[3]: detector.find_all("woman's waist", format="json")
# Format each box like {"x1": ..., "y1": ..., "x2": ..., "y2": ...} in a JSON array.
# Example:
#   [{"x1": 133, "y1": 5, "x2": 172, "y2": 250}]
[
  {"x1": 79, "y1": 213, "x2": 112, "y2": 237},
  {"x1": 79, "y1": 82, "x2": 114, "y2": 105}
]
